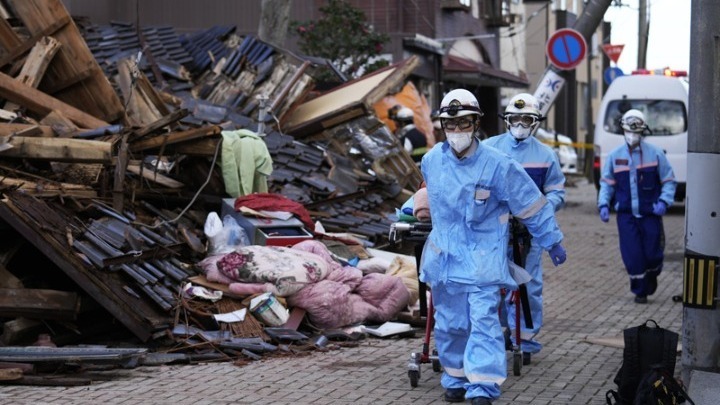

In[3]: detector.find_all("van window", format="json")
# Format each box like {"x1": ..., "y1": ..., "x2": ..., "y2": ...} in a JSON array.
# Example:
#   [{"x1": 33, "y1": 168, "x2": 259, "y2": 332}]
[{"x1": 603, "y1": 100, "x2": 687, "y2": 136}]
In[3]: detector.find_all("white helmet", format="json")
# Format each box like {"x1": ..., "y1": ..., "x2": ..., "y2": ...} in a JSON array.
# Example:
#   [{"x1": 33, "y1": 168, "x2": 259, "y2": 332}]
[
  {"x1": 504, "y1": 93, "x2": 542, "y2": 116},
  {"x1": 396, "y1": 107, "x2": 414, "y2": 122},
  {"x1": 503, "y1": 93, "x2": 543, "y2": 140},
  {"x1": 620, "y1": 109, "x2": 648, "y2": 133},
  {"x1": 438, "y1": 89, "x2": 484, "y2": 119}
]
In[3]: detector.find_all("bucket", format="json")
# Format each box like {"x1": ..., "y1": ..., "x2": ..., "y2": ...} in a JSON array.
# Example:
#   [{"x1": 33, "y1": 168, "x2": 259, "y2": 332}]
[{"x1": 249, "y1": 292, "x2": 289, "y2": 326}]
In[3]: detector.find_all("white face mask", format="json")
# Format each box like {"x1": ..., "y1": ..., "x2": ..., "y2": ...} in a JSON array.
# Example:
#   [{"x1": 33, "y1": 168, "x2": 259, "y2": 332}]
[
  {"x1": 447, "y1": 132, "x2": 473, "y2": 153},
  {"x1": 510, "y1": 125, "x2": 533, "y2": 140},
  {"x1": 624, "y1": 131, "x2": 641, "y2": 147}
]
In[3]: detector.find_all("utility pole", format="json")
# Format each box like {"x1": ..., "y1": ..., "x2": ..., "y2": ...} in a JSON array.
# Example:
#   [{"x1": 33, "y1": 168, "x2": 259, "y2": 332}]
[
  {"x1": 681, "y1": 0, "x2": 720, "y2": 386},
  {"x1": 637, "y1": 0, "x2": 648, "y2": 69}
]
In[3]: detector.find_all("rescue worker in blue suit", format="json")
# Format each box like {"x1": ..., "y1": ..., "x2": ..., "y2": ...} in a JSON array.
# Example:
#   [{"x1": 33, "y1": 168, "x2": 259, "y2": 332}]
[
  {"x1": 420, "y1": 89, "x2": 567, "y2": 405},
  {"x1": 483, "y1": 93, "x2": 566, "y2": 366},
  {"x1": 597, "y1": 109, "x2": 676, "y2": 304}
]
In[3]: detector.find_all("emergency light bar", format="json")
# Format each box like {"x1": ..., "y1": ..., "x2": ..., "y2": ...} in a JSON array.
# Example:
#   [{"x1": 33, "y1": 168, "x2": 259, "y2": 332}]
[{"x1": 631, "y1": 68, "x2": 687, "y2": 77}]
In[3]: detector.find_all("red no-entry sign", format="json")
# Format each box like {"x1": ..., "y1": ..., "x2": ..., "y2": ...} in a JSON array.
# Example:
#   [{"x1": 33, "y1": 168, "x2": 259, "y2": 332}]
[{"x1": 546, "y1": 28, "x2": 587, "y2": 70}]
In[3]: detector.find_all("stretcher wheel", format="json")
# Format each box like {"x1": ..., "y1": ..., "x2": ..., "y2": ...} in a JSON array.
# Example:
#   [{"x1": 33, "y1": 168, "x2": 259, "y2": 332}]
[
  {"x1": 513, "y1": 352, "x2": 522, "y2": 376},
  {"x1": 432, "y1": 349, "x2": 441, "y2": 372},
  {"x1": 408, "y1": 370, "x2": 419, "y2": 387}
]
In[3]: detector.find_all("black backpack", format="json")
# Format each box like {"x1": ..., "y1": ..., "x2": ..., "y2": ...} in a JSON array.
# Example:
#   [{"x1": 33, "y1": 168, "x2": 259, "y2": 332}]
[
  {"x1": 632, "y1": 365, "x2": 694, "y2": 405},
  {"x1": 605, "y1": 319, "x2": 693, "y2": 405}
]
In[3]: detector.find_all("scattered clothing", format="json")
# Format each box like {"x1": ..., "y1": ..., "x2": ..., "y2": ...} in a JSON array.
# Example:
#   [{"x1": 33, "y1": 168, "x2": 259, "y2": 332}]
[{"x1": 220, "y1": 129, "x2": 273, "y2": 197}]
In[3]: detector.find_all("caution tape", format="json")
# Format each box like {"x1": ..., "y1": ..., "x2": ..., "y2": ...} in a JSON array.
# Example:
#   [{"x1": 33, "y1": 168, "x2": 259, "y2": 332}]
[{"x1": 538, "y1": 139, "x2": 595, "y2": 150}]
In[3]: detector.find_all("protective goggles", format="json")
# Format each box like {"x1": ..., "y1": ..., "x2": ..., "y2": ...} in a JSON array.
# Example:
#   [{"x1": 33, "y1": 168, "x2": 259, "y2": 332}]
[
  {"x1": 622, "y1": 117, "x2": 646, "y2": 131},
  {"x1": 442, "y1": 117, "x2": 475, "y2": 130},
  {"x1": 505, "y1": 114, "x2": 540, "y2": 128}
]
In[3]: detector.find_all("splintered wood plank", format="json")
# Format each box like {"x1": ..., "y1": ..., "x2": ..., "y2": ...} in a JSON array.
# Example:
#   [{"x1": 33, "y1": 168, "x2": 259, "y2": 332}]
[
  {"x1": 133, "y1": 108, "x2": 189, "y2": 139},
  {"x1": 1, "y1": 136, "x2": 111, "y2": 163},
  {"x1": 0, "y1": 123, "x2": 54, "y2": 137},
  {"x1": 0, "y1": 71, "x2": 109, "y2": 129},
  {"x1": 117, "y1": 58, "x2": 167, "y2": 128},
  {"x1": 4, "y1": 36, "x2": 62, "y2": 112},
  {"x1": 39, "y1": 110, "x2": 79, "y2": 137},
  {"x1": 130, "y1": 125, "x2": 221, "y2": 152},
  {"x1": 0, "y1": 288, "x2": 80, "y2": 320},
  {"x1": 0, "y1": 15, "x2": 69, "y2": 68},
  {"x1": 0, "y1": 177, "x2": 97, "y2": 198},
  {"x1": 7, "y1": 0, "x2": 125, "y2": 123},
  {"x1": 14, "y1": 36, "x2": 61, "y2": 88},
  {"x1": 0, "y1": 368, "x2": 22, "y2": 381},
  {"x1": 126, "y1": 164, "x2": 185, "y2": 189}
]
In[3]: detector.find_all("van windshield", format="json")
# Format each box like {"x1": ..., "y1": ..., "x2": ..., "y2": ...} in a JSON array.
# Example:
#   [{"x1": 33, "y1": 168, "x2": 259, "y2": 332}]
[{"x1": 603, "y1": 100, "x2": 687, "y2": 136}]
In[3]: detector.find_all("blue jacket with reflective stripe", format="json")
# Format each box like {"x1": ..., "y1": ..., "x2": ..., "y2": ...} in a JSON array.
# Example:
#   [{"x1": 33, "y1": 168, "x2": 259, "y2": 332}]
[
  {"x1": 483, "y1": 132, "x2": 566, "y2": 211},
  {"x1": 597, "y1": 141, "x2": 676, "y2": 216},
  {"x1": 419, "y1": 140, "x2": 563, "y2": 289}
]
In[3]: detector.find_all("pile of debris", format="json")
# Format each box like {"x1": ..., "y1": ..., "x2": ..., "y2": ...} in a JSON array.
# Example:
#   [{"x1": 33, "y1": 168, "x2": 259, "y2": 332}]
[{"x1": 0, "y1": 0, "x2": 425, "y2": 384}]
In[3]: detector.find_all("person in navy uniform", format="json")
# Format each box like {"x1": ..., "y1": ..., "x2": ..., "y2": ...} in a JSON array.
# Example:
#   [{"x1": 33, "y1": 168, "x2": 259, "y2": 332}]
[{"x1": 597, "y1": 109, "x2": 677, "y2": 304}]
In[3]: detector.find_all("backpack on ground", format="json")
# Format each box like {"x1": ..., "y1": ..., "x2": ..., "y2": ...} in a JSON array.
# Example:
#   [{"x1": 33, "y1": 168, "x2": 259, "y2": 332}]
[
  {"x1": 604, "y1": 319, "x2": 693, "y2": 405},
  {"x1": 633, "y1": 364, "x2": 694, "y2": 405}
]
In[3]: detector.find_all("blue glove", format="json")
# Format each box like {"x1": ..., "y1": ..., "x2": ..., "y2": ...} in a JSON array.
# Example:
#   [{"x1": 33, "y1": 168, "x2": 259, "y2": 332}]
[
  {"x1": 548, "y1": 243, "x2": 567, "y2": 266},
  {"x1": 599, "y1": 206, "x2": 610, "y2": 223},
  {"x1": 652, "y1": 201, "x2": 667, "y2": 216}
]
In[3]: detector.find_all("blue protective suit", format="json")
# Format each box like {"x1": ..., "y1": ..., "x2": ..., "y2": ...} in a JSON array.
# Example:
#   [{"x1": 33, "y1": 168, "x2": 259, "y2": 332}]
[
  {"x1": 483, "y1": 132, "x2": 566, "y2": 354},
  {"x1": 597, "y1": 140, "x2": 676, "y2": 297},
  {"x1": 420, "y1": 139, "x2": 564, "y2": 400}
]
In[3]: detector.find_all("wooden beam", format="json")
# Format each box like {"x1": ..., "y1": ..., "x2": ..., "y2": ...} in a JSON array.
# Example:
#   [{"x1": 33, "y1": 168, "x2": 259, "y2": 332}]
[
  {"x1": 40, "y1": 63, "x2": 93, "y2": 95},
  {"x1": 39, "y1": 110, "x2": 79, "y2": 137},
  {"x1": 130, "y1": 125, "x2": 221, "y2": 152},
  {"x1": 0, "y1": 177, "x2": 97, "y2": 199},
  {"x1": 134, "y1": 108, "x2": 189, "y2": 139},
  {"x1": 0, "y1": 123, "x2": 55, "y2": 137},
  {"x1": 14, "y1": 36, "x2": 62, "y2": 88},
  {"x1": 126, "y1": 164, "x2": 185, "y2": 189},
  {"x1": 1, "y1": 136, "x2": 112, "y2": 163},
  {"x1": 0, "y1": 17, "x2": 22, "y2": 52},
  {"x1": 112, "y1": 134, "x2": 128, "y2": 212},
  {"x1": 8, "y1": 0, "x2": 125, "y2": 122},
  {"x1": 4, "y1": 35, "x2": 63, "y2": 113},
  {"x1": 0, "y1": 288, "x2": 80, "y2": 320},
  {"x1": 0, "y1": 15, "x2": 70, "y2": 68},
  {"x1": 117, "y1": 58, "x2": 170, "y2": 128},
  {"x1": 0, "y1": 70, "x2": 109, "y2": 129},
  {"x1": 166, "y1": 137, "x2": 221, "y2": 157}
]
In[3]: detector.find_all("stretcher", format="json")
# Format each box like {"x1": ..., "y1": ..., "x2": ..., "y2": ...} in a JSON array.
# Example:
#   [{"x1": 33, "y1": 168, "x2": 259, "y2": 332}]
[
  {"x1": 388, "y1": 218, "x2": 533, "y2": 387},
  {"x1": 506, "y1": 217, "x2": 533, "y2": 376},
  {"x1": 388, "y1": 221, "x2": 439, "y2": 387}
]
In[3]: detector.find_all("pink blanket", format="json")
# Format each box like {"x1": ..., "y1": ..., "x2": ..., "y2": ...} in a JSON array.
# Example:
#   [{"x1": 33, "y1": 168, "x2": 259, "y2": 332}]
[{"x1": 197, "y1": 240, "x2": 411, "y2": 329}]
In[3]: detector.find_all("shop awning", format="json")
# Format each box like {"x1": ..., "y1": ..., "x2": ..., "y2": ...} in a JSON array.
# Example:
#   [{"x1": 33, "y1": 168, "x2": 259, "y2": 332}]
[{"x1": 443, "y1": 54, "x2": 529, "y2": 88}]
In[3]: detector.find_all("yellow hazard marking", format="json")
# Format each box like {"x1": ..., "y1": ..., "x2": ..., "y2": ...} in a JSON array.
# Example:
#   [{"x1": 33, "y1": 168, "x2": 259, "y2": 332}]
[
  {"x1": 538, "y1": 139, "x2": 595, "y2": 150},
  {"x1": 683, "y1": 254, "x2": 718, "y2": 309}
]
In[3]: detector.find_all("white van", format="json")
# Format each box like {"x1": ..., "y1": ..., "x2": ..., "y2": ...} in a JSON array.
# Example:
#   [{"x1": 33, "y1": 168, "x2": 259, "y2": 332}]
[{"x1": 593, "y1": 73, "x2": 689, "y2": 201}]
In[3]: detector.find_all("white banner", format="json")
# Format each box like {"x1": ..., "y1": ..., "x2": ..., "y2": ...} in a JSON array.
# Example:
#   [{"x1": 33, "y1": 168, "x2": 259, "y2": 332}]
[{"x1": 532, "y1": 69, "x2": 566, "y2": 116}]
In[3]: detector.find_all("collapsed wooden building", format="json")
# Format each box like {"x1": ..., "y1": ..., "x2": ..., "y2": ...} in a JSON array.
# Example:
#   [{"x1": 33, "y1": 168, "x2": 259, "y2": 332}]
[{"x1": 0, "y1": 0, "x2": 427, "y2": 379}]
